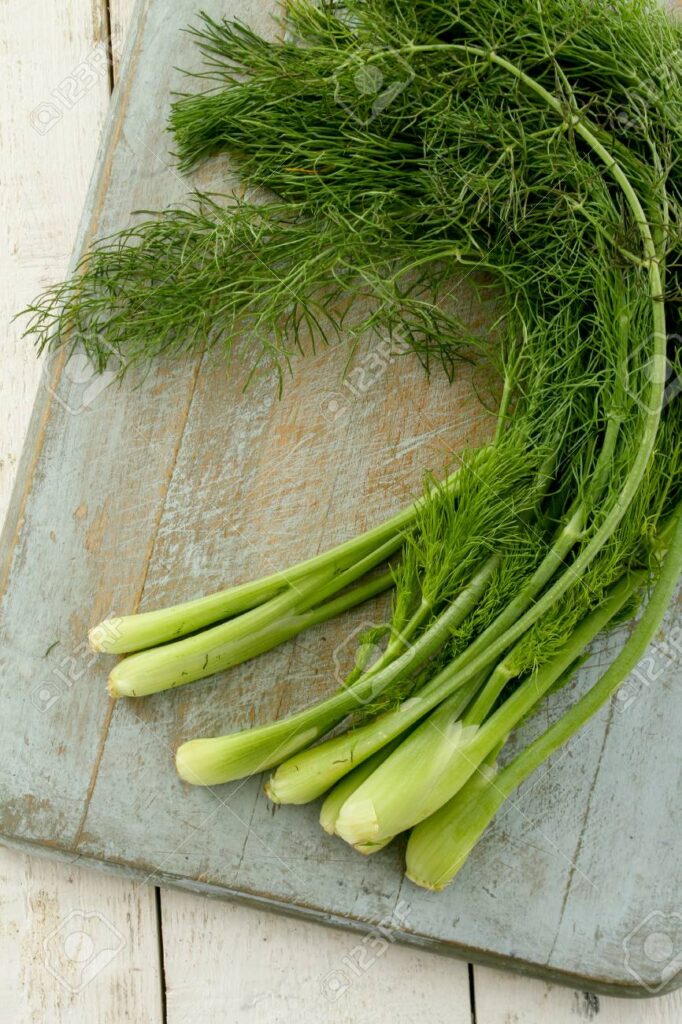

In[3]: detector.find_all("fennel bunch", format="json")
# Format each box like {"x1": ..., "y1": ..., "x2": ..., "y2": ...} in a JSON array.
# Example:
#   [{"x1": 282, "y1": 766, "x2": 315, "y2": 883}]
[{"x1": 22, "y1": 0, "x2": 682, "y2": 889}]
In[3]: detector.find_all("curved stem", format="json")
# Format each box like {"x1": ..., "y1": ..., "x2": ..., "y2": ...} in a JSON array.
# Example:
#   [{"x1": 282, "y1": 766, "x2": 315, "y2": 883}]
[
  {"x1": 175, "y1": 555, "x2": 499, "y2": 786},
  {"x1": 406, "y1": 508, "x2": 682, "y2": 890},
  {"x1": 335, "y1": 569, "x2": 641, "y2": 847},
  {"x1": 394, "y1": 38, "x2": 667, "y2": 652}
]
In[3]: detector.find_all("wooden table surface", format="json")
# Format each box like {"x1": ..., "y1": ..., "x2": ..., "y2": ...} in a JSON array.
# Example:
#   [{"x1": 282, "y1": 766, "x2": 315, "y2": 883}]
[{"x1": 2, "y1": 2, "x2": 681, "y2": 1021}]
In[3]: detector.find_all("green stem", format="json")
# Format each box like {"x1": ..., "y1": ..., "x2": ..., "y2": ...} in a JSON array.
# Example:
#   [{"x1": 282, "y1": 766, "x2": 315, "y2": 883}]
[
  {"x1": 109, "y1": 531, "x2": 400, "y2": 698},
  {"x1": 265, "y1": 671, "x2": 486, "y2": 805},
  {"x1": 261, "y1": 489, "x2": 602, "y2": 807},
  {"x1": 301, "y1": 573, "x2": 393, "y2": 630},
  {"x1": 175, "y1": 555, "x2": 499, "y2": 786},
  {"x1": 334, "y1": 570, "x2": 642, "y2": 847},
  {"x1": 406, "y1": 510, "x2": 682, "y2": 890},
  {"x1": 405, "y1": 752, "x2": 503, "y2": 891},
  {"x1": 92, "y1": 515, "x2": 404, "y2": 656},
  {"x1": 494, "y1": 371, "x2": 514, "y2": 445},
  {"x1": 350, "y1": 597, "x2": 434, "y2": 685},
  {"x1": 463, "y1": 658, "x2": 514, "y2": 724},
  {"x1": 125, "y1": 571, "x2": 395, "y2": 699},
  {"x1": 262, "y1": 507, "x2": 582, "y2": 803}
]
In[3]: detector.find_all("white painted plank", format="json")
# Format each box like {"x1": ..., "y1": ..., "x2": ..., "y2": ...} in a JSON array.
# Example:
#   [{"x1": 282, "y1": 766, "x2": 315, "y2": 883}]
[
  {"x1": 0, "y1": 0, "x2": 114, "y2": 526},
  {"x1": 160, "y1": 889, "x2": 472, "y2": 1024},
  {"x1": 0, "y1": 845, "x2": 162, "y2": 1023},
  {"x1": 474, "y1": 967, "x2": 682, "y2": 1023},
  {"x1": 0, "y1": 4, "x2": 162, "y2": 1023}
]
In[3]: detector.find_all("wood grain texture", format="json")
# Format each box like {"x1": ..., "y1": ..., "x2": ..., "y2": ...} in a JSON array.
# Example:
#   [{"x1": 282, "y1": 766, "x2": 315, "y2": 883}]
[
  {"x1": 474, "y1": 967, "x2": 682, "y2": 1024},
  {"x1": 108, "y1": 0, "x2": 138, "y2": 79},
  {"x1": 0, "y1": 845, "x2": 162, "y2": 1023},
  {"x1": 1, "y1": 0, "x2": 681, "y2": 1009},
  {"x1": 161, "y1": 890, "x2": 472, "y2": 1024}
]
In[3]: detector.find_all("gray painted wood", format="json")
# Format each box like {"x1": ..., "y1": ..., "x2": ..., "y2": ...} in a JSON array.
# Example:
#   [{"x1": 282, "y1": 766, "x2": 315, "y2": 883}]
[{"x1": 1, "y1": 0, "x2": 680, "y2": 998}]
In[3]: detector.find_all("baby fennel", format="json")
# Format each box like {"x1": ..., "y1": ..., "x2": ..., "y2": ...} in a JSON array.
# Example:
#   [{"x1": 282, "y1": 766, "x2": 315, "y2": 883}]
[{"x1": 19, "y1": 0, "x2": 682, "y2": 888}]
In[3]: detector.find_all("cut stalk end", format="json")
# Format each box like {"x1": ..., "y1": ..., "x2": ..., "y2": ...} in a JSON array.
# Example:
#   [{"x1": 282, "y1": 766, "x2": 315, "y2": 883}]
[
  {"x1": 107, "y1": 663, "x2": 135, "y2": 699},
  {"x1": 353, "y1": 837, "x2": 393, "y2": 855},
  {"x1": 89, "y1": 620, "x2": 118, "y2": 653},
  {"x1": 335, "y1": 797, "x2": 380, "y2": 846},
  {"x1": 319, "y1": 802, "x2": 338, "y2": 835},
  {"x1": 263, "y1": 778, "x2": 282, "y2": 804},
  {"x1": 404, "y1": 869, "x2": 443, "y2": 892},
  {"x1": 107, "y1": 671, "x2": 125, "y2": 699},
  {"x1": 176, "y1": 739, "x2": 221, "y2": 786}
]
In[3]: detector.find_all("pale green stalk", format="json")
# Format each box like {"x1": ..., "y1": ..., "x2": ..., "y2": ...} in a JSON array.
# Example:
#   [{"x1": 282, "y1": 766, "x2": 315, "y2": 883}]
[
  {"x1": 175, "y1": 556, "x2": 499, "y2": 785},
  {"x1": 92, "y1": 514, "x2": 405, "y2": 655},
  {"x1": 334, "y1": 572, "x2": 641, "y2": 847},
  {"x1": 404, "y1": 750, "x2": 504, "y2": 891},
  {"x1": 266, "y1": 672, "x2": 486, "y2": 805},
  {"x1": 265, "y1": 506, "x2": 583, "y2": 804},
  {"x1": 109, "y1": 531, "x2": 399, "y2": 697},
  {"x1": 320, "y1": 741, "x2": 401, "y2": 835},
  {"x1": 406, "y1": 511, "x2": 682, "y2": 890},
  {"x1": 118, "y1": 570, "x2": 392, "y2": 696}
]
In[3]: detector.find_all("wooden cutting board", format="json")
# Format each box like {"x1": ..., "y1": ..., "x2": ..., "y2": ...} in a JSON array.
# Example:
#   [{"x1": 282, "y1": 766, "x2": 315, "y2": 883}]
[{"x1": 2, "y1": 0, "x2": 681, "y2": 998}]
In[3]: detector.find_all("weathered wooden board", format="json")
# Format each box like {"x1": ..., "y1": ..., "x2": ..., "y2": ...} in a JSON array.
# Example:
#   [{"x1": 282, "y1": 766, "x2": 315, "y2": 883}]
[{"x1": 1, "y1": 0, "x2": 681, "y2": 999}]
